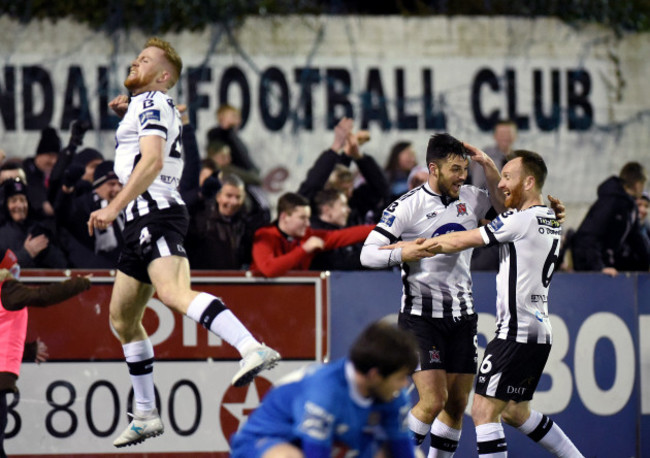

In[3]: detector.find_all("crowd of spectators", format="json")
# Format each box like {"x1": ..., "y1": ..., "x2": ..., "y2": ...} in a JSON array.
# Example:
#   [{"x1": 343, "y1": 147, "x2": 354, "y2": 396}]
[{"x1": 1, "y1": 110, "x2": 648, "y2": 277}]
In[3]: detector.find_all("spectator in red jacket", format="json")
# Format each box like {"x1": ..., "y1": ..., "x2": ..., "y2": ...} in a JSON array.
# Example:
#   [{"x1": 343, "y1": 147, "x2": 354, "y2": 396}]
[{"x1": 251, "y1": 192, "x2": 373, "y2": 277}]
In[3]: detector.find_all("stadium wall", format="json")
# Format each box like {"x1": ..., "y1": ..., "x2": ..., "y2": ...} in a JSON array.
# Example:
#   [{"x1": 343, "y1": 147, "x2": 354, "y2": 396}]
[{"x1": 1, "y1": 16, "x2": 650, "y2": 228}]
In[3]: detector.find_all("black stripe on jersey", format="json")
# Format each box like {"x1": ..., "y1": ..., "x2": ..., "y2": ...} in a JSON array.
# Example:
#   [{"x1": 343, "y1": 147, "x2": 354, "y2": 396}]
[
  {"x1": 484, "y1": 226, "x2": 499, "y2": 246},
  {"x1": 402, "y1": 263, "x2": 413, "y2": 314},
  {"x1": 507, "y1": 242, "x2": 518, "y2": 340},
  {"x1": 421, "y1": 294, "x2": 433, "y2": 316},
  {"x1": 141, "y1": 191, "x2": 159, "y2": 212},
  {"x1": 485, "y1": 207, "x2": 498, "y2": 220},
  {"x1": 441, "y1": 287, "x2": 453, "y2": 316},
  {"x1": 143, "y1": 124, "x2": 168, "y2": 137},
  {"x1": 373, "y1": 226, "x2": 398, "y2": 244},
  {"x1": 457, "y1": 289, "x2": 469, "y2": 314}
]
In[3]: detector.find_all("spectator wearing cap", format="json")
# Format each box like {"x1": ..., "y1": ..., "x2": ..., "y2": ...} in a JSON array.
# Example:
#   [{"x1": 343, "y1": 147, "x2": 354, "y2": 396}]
[
  {"x1": 23, "y1": 127, "x2": 61, "y2": 219},
  {"x1": 0, "y1": 178, "x2": 67, "y2": 268},
  {"x1": 55, "y1": 160, "x2": 123, "y2": 268},
  {"x1": 0, "y1": 162, "x2": 28, "y2": 227}
]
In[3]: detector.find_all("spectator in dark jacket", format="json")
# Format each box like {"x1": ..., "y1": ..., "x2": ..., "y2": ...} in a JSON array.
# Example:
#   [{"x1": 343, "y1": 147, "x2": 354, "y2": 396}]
[
  {"x1": 206, "y1": 104, "x2": 259, "y2": 173},
  {"x1": 298, "y1": 117, "x2": 389, "y2": 226},
  {"x1": 614, "y1": 191, "x2": 650, "y2": 272},
  {"x1": 186, "y1": 173, "x2": 266, "y2": 270},
  {"x1": 55, "y1": 161, "x2": 123, "y2": 268},
  {"x1": 309, "y1": 189, "x2": 367, "y2": 271},
  {"x1": 572, "y1": 161, "x2": 647, "y2": 276},
  {"x1": 0, "y1": 178, "x2": 67, "y2": 268},
  {"x1": 23, "y1": 127, "x2": 60, "y2": 219}
]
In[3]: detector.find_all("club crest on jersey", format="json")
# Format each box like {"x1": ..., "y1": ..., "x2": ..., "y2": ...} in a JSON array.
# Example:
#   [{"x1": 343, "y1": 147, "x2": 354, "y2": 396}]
[
  {"x1": 429, "y1": 347, "x2": 441, "y2": 363},
  {"x1": 380, "y1": 211, "x2": 396, "y2": 227},
  {"x1": 456, "y1": 203, "x2": 467, "y2": 216},
  {"x1": 139, "y1": 109, "x2": 161, "y2": 125}
]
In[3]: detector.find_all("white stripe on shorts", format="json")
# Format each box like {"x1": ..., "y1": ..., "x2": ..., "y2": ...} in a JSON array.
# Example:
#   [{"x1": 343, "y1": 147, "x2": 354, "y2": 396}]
[
  {"x1": 156, "y1": 236, "x2": 171, "y2": 257},
  {"x1": 487, "y1": 372, "x2": 501, "y2": 397}
]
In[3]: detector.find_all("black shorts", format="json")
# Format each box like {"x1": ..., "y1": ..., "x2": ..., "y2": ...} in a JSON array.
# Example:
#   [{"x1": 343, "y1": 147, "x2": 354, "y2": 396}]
[
  {"x1": 398, "y1": 312, "x2": 477, "y2": 374},
  {"x1": 474, "y1": 338, "x2": 551, "y2": 402},
  {"x1": 117, "y1": 206, "x2": 189, "y2": 284}
]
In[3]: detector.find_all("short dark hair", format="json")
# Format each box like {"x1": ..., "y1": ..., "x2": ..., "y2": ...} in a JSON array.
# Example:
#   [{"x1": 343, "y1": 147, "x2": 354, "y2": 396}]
[
  {"x1": 512, "y1": 149, "x2": 548, "y2": 190},
  {"x1": 277, "y1": 192, "x2": 310, "y2": 216},
  {"x1": 425, "y1": 133, "x2": 468, "y2": 167},
  {"x1": 219, "y1": 172, "x2": 244, "y2": 190},
  {"x1": 314, "y1": 189, "x2": 344, "y2": 216},
  {"x1": 350, "y1": 321, "x2": 418, "y2": 377},
  {"x1": 619, "y1": 161, "x2": 646, "y2": 189}
]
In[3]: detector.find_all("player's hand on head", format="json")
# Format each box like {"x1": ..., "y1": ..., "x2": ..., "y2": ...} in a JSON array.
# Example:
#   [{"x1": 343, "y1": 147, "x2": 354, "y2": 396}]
[
  {"x1": 547, "y1": 195, "x2": 566, "y2": 224},
  {"x1": 462, "y1": 142, "x2": 487, "y2": 162},
  {"x1": 108, "y1": 95, "x2": 130, "y2": 118}
]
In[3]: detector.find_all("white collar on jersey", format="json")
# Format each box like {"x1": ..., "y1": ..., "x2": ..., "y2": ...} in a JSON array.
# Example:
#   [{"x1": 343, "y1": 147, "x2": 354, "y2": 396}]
[{"x1": 423, "y1": 182, "x2": 459, "y2": 207}]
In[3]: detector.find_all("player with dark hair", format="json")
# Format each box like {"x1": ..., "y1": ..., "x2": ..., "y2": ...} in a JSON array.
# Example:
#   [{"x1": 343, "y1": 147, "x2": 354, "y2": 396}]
[
  {"x1": 383, "y1": 150, "x2": 583, "y2": 457},
  {"x1": 87, "y1": 37, "x2": 280, "y2": 448},
  {"x1": 230, "y1": 320, "x2": 420, "y2": 458},
  {"x1": 361, "y1": 134, "x2": 565, "y2": 457}
]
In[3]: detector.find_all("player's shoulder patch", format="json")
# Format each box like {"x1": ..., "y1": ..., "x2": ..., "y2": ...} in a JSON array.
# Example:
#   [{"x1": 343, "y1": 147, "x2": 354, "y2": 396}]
[
  {"x1": 379, "y1": 211, "x2": 396, "y2": 227},
  {"x1": 139, "y1": 109, "x2": 161, "y2": 125},
  {"x1": 488, "y1": 210, "x2": 514, "y2": 232}
]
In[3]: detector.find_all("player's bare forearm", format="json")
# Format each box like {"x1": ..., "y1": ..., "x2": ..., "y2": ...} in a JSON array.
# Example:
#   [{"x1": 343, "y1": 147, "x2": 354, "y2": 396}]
[
  {"x1": 110, "y1": 136, "x2": 165, "y2": 213},
  {"x1": 381, "y1": 229, "x2": 485, "y2": 261},
  {"x1": 464, "y1": 142, "x2": 505, "y2": 212},
  {"x1": 425, "y1": 229, "x2": 485, "y2": 254}
]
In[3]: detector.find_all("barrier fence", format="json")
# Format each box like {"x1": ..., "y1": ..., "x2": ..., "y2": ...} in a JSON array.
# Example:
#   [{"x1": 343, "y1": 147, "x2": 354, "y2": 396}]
[{"x1": 6, "y1": 270, "x2": 649, "y2": 457}]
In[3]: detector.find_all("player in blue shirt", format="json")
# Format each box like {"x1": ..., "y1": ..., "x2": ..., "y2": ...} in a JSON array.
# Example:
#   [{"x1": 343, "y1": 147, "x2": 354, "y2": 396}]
[{"x1": 230, "y1": 321, "x2": 419, "y2": 458}]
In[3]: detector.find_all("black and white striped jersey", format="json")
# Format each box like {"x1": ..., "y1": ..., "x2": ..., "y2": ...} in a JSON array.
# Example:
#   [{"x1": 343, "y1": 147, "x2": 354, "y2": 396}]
[
  {"x1": 364, "y1": 182, "x2": 492, "y2": 318},
  {"x1": 480, "y1": 206, "x2": 561, "y2": 344},
  {"x1": 114, "y1": 91, "x2": 185, "y2": 222}
]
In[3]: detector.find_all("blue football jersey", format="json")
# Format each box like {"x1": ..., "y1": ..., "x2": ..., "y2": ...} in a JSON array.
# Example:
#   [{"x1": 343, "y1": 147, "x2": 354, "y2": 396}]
[{"x1": 230, "y1": 359, "x2": 413, "y2": 458}]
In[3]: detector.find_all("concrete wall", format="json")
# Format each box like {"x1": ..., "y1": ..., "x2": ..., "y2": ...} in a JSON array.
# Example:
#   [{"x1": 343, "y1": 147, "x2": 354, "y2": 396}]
[{"x1": 1, "y1": 16, "x2": 649, "y2": 228}]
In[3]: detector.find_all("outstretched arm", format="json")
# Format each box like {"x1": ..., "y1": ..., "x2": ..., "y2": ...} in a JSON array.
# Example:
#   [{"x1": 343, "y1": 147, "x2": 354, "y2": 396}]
[
  {"x1": 88, "y1": 135, "x2": 163, "y2": 235},
  {"x1": 381, "y1": 228, "x2": 486, "y2": 262}
]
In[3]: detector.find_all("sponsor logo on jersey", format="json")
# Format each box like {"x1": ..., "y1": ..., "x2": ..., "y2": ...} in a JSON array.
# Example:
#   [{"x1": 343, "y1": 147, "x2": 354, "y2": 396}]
[
  {"x1": 426, "y1": 211, "x2": 438, "y2": 219},
  {"x1": 139, "y1": 109, "x2": 161, "y2": 125},
  {"x1": 488, "y1": 217, "x2": 504, "y2": 232},
  {"x1": 456, "y1": 203, "x2": 467, "y2": 216},
  {"x1": 432, "y1": 223, "x2": 466, "y2": 237},
  {"x1": 536, "y1": 216, "x2": 560, "y2": 228},
  {"x1": 300, "y1": 401, "x2": 335, "y2": 441},
  {"x1": 380, "y1": 211, "x2": 396, "y2": 227}
]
